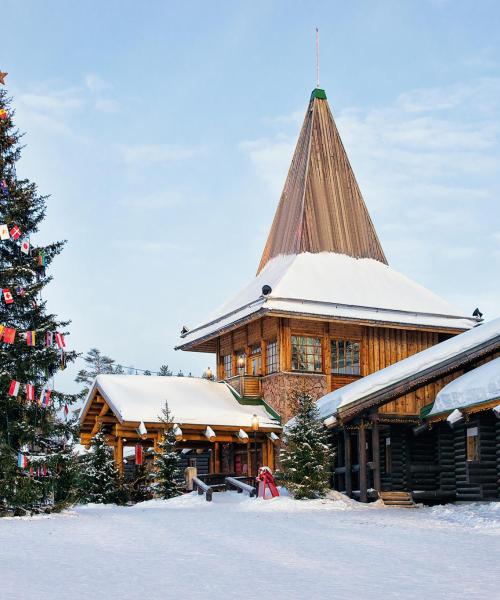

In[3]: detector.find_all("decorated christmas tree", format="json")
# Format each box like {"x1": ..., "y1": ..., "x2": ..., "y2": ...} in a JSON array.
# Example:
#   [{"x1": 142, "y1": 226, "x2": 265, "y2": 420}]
[
  {"x1": 77, "y1": 429, "x2": 121, "y2": 504},
  {"x1": 0, "y1": 74, "x2": 78, "y2": 513},
  {"x1": 279, "y1": 391, "x2": 333, "y2": 499},
  {"x1": 152, "y1": 401, "x2": 182, "y2": 499}
]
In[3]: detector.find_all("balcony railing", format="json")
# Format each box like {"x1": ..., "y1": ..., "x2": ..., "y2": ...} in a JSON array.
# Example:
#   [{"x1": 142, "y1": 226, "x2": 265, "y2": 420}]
[{"x1": 224, "y1": 374, "x2": 262, "y2": 398}]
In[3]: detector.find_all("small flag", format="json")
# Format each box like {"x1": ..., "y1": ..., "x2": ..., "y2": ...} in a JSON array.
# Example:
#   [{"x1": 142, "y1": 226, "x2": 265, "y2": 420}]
[
  {"x1": 45, "y1": 331, "x2": 53, "y2": 347},
  {"x1": 3, "y1": 327, "x2": 15, "y2": 344},
  {"x1": 9, "y1": 225, "x2": 21, "y2": 240},
  {"x1": 0, "y1": 179, "x2": 8, "y2": 196},
  {"x1": 60, "y1": 350, "x2": 67, "y2": 370},
  {"x1": 0, "y1": 109, "x2": 8, "y2": 120},
  {"x1": 63, "y1": 404, "x2": 69, "y2": 418},
  {"x1": 0, "y1": 224, "x2": 9, "y2": 240},
  {"x1": 9, "y1": 380, "x2": 20, "y2": 396},
  {"x1": 17, "y1": 452, "x2": 29, "y2": 469},
  {"x1": 26, "y1": 383, "x2": 35, "y2": 401},
  {"x1": 26, "y1": 331, "x2": 36, "y2": 346},
  {"x1": 135, "y1": 444, "x2": 143, "y2": 466},
  {"x1": 3, "y1": 289, "x2": 13, "y2": 304},
  {"x1": 37, "y1": 251, "x2": 46, "y2": 267},
  {"x1": 39, "y1": 388, "x2": 51, "y2": 407},
  {"x1": 55, "y1": 332, "x2": 66, "y2": 349},
  {"x1": 20, "y1": 238, "x2": 30, "y2": 255},
  {"x1": 15, "y1": 286, "x2": 25, "y2": 296}
]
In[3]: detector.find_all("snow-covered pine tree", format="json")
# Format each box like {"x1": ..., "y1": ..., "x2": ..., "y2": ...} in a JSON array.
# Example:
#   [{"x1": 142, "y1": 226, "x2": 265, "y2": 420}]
[
  {"x1": 279, "y1": 392, "x2": 333, "y2": 499},
  {"x1": 77, "y1": 429, "x2": 121, "y2": 504},
  {"x1": 158, "y1": 365, "x2": 172, "y2": 376},
  {"x1": 152, "y1": 401, "x2": 182, "y2": 499},
  {"x1": 0, "y1": 82, "x2": 77, "y2": 512},
  {"x1": 75, "y1": 348, "x2": 116, "y2": 400}
]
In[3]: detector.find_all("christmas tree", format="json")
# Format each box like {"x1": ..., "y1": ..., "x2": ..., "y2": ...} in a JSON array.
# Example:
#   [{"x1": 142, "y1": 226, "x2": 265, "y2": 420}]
[
  {"x1": 152, "y1": 401, "x2": 182, "y2": 499},
  {"x1": 77, "y1": 429, "x2": 121, "y2": 504},
  {"x1": 279, "y1": 392, "x2": 333, "y2": 499},
  {"x1": 0, "y1": 77, "x2": 78, "y2": 513}
]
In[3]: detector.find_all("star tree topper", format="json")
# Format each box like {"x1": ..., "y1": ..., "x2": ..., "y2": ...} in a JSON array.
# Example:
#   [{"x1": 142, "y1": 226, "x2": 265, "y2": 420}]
[{"x1": 0, "y1": 72, "x2": 7, "y2": 85}]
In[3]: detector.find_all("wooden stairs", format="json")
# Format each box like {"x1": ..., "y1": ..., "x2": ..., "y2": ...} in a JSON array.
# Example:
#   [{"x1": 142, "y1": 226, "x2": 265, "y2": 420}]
[{"x1": 379, "y1": 491, "x2": 417, "y2": 508}]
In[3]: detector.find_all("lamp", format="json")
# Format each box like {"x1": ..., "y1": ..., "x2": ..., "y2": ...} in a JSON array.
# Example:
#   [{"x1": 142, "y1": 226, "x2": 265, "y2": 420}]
[
  {"x1": 251, "y1": 414, "x2": 259, "y2": 431},
  {"x1": 205, "y1": 366, "x2": 213, "y2": 380},
  {"x1": 237, "y1": 355, "x2": 245, "y2": 372}
]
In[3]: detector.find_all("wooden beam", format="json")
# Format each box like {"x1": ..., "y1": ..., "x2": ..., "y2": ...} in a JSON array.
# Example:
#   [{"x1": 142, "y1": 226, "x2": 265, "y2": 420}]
[
  {"x1": 358, "y1": 423, "x2": 368, "y2": 503},
  {"x1": 372, "y1": 420, "x2": 381, "y2": 492},
  {"x1": 344, "y1": 429, "x2": 352, "y2": 497},
  {"x1": 116, "y1": 436, "x2": 123, "y2": 475}
]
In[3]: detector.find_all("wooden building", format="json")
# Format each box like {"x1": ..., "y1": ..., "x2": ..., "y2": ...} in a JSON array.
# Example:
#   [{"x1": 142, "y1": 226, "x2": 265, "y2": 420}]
[
  {"x1": 79, "y1": 375, "x2": 281, "y2": 477},
  {"x1": 176, "y1": 88, "x2": 478, "y2": 424},
  {"x1": 317, "y1": 318, "x2": 500, "y2": 503}
]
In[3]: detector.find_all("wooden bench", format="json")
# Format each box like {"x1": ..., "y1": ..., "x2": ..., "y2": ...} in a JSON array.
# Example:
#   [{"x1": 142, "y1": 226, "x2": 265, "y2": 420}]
[
  {"x1": 192, "y1": 476, "x2": 226, "y2": 502},
  {"x1": 225, "y1": 476, "x2": 256, "y2": 497}
]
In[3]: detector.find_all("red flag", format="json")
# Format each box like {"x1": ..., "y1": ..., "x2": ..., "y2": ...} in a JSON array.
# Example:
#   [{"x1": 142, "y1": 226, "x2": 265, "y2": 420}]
[
  {"x1": 26, "y1": 384, "x2": 35, "y2": 401},
  {"x1": 9, "y1": 225, "x2": 21, "y2": 240},
  {"x1": 135, "y1": 444, "x2": 143, "y2": 466},
  {"x1": 3, "y1": 327, "x2": 16, "y2": 344},
  {"x1": 3, "y1": 289, "x2": 13, "y2": 305},
  {"x1": 9, "y1": 380, "x2": 20, "y2": 396},
  {"x1": 63, "y1": 404, "x2": 69, "y2": 417},
  {"x1": 0, "y1": 109, "x2": 8, "y2": 120},
  {"x1": 55, "y1": 332, "x2": 66, "y2": 349}
]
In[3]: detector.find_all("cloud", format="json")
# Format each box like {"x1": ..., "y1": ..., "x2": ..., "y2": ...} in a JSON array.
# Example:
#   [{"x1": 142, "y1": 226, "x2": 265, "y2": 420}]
[
  {"x1": 85, "y1": 73, "x2": 111, "y2": 93},
  {"x1": 94, "y1": 98, "x2": 120, "y2": 113},
  {"x1": 118, "y1": 143, "x2": 206, "y2": 164}
]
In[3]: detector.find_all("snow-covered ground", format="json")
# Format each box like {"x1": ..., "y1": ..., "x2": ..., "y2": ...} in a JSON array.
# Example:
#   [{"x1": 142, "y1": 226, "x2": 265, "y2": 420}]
[{"x1": 1, "y1": 492, "x2": 499, "y2": 600}]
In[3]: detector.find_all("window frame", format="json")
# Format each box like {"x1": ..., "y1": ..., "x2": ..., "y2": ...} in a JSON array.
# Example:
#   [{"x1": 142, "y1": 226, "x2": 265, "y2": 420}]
[
  {"x1": 222, "y1": 354, "x2": 232, "y2": 379},
  {"x1": 266, "y1": 340, "x2": 278, "y2": 374},
  {"x1": 291, "y1": 335, "x2": 323, "y2": 373},
  {"x1": 331, "y1": 339, "x2": 361, "y2": 375},
  {"x1": 466, "y1": 426, "x2": 480, "y2": 463}
]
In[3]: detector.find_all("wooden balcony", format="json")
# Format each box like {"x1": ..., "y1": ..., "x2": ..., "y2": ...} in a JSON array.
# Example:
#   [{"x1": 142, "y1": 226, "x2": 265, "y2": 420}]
[{"x1": 224, "y1": 375, "x2": 262, "y2": 398}]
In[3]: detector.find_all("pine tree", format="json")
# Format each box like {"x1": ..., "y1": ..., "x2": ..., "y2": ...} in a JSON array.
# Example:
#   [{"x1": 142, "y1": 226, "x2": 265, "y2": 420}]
[
  {"x1": 158, "y1": 365, "x2": 172, "y2": 376},
  {"x1": 279, "y1": 392, "x2": 333, "y2": 499},
  {"x1": 75, "y1": 348, "x2": 116, "y2": 399},
  {"x1": 152, "y1": 401, "x2": 182, "y2": 499},
  {"x1": 77, "y1": 429, "x2": 121, "y2": 504},
  {"x1": 0, "y1": 83, "x2": 78, "y2": 512}
]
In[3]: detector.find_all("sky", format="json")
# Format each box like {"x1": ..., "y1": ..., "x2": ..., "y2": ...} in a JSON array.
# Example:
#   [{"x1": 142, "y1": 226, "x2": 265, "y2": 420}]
[{"x1": 1, "y1": 0, "x2": 499, "y2": 394}]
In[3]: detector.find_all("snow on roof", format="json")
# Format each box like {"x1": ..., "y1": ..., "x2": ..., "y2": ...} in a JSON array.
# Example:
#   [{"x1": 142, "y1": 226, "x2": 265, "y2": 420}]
[
  {"x1": 316, "y1": 317, "x2": 500, "y2": 420},
  {"x1": 429, "y1": 357, "x2": 500, "y2": 415},
  {"x1": 80, "y1": 375, "x2": 280, "y2": 429},
  {"x1": 178, "y1": 252, "x2": 476, "y2": 347}
]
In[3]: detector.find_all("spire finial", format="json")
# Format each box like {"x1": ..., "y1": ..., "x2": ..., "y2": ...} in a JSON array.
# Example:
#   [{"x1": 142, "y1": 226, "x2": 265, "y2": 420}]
[{"x1": 315, "y1": 28, "x2": 320, "y2": 88}]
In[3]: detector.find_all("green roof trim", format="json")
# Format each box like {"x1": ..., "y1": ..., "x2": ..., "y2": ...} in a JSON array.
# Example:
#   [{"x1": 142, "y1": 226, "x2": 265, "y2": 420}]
[
  {"x1": 225, "y1": 384, "x2": 281, "y2": 424},
  {"x1": 420, "y1": 402, "x2": 435, "y2": 419},
  {"x1": 311, "y1": 88, "x2": 327, "y2": 100}
]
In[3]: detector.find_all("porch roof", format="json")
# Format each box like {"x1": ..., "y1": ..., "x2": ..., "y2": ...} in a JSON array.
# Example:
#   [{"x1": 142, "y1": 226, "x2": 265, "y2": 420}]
[{"x1": 79, "y1": 375, "x2": 281, "y2": 431}]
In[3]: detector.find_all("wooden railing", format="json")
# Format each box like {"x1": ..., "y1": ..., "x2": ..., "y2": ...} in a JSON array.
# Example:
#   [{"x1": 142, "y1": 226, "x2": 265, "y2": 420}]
[{"x1": 224, "y1": 375, "x2": 262, "y2": 398}]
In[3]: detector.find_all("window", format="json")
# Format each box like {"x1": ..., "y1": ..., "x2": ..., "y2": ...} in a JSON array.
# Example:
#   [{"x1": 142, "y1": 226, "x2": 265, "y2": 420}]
[
  {"x1": 385, "y1": 437, "x2": 392, "y2": 474},
  {"x1": 222, "y1": 354, "x2": 232, "y2": 379},
  {"x1": 266, "y1": 340, "x2": 278, "y2": 374},
  {"x1": 466, "y1": 427, "x2": 480, "y2": 462},
  {"x1": 291, "y1": 336, "x2": 322, "y2": 373},
  {"x1": 331, "y1": 339, "x2": 360, "y2": 375},
  {"x1": 250, "y1": 344, "x2": 261, "y2": 375}
]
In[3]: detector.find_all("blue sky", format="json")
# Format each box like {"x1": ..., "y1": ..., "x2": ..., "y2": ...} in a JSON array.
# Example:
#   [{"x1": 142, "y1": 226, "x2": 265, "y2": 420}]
[{"x1": 2, "y1": 0, "x2": 499, "y2": 393}]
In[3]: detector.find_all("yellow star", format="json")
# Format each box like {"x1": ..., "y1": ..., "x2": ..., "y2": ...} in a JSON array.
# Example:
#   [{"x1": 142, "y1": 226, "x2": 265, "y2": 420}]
[{"x1": 0, "y1": 72, "x2": 8, "y2": 85}]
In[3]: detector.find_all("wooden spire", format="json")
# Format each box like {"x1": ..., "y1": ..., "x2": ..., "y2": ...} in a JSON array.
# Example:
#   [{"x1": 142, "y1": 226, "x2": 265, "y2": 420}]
[{"x1": 257, "y1": 89, "x2": 388, "y2": 274}]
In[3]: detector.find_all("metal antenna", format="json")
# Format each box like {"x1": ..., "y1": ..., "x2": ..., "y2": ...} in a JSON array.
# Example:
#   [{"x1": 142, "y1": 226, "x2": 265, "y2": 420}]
[{"x1": 316, "y1": 27, "x2": 320, "y2": 88}]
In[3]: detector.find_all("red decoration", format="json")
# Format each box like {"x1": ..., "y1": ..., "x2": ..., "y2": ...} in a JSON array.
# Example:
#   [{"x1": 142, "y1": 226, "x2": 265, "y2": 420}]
[
  {"x1": 3, "y1": 327, "x2": 16, "y2": 343},
  {"x1": 3, "y1": 288, "x2": 13, "y2": 304},
  {"x1": 9, "y1": 225, "x2": 21, "y2": 240},
  {"x1": 256, "y1": 467, "x2": 280, "y2": 499},
  {"x1": 135, "y1": 444, "x2": 143, "y2": 466}
]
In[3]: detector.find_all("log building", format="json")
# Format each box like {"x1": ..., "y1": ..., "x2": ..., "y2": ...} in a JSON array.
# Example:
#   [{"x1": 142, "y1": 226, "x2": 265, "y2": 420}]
[{"x1": 176, "y1": 88, "x2": 478, "y2": 426}]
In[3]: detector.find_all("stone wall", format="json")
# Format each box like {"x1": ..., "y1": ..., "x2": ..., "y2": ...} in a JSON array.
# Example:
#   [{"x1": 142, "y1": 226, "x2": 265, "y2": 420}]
[{"x1": 261, "y1": 372, "x2": 327, "y2": 424}]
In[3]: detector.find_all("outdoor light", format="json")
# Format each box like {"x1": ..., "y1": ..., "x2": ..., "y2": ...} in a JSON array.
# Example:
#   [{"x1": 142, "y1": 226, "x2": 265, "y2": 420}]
[
  {"x1": 237, "y1": 355, "x2": 245, "y2": 370},
  {"x1": 205, "y1": 366, "x2": 213, "y2": 379},
  {"x1": 251, "y1": 414, "x2": 259, "y2": 431}
]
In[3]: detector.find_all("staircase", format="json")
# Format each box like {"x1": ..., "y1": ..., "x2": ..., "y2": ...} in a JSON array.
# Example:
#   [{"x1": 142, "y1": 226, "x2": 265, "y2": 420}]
[{"x1": 379, "y1": 491, "x2": 417, "y2": 508}]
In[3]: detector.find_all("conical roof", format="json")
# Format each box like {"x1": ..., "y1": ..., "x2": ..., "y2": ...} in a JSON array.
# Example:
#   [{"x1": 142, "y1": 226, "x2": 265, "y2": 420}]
[{"x1": 257, "y1": 88, "x2": 387, "y2": 273}]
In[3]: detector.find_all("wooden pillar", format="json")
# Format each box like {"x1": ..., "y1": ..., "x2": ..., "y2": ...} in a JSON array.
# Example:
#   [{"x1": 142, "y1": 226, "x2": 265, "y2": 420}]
[
  {"x1": 267, "y1": 439, "x2": 275, "y2": 471},
  {"x1": 358, "y1": 423, "x2": 368, "y2": 503},
  {"x1": 214, "y1": 442, "x2": 220, "y2": 473},
  {"x1": 344, "y1": 429, "x2": 352, "y2": 497},
  {"x1": 372, "y1": 420, "x2": 381, "y2": 493},
  {"x1": 247, "y1": 445, "x2": 252, "y2": 476},
  {"x1": 115, "y1": 436, "x2": 123, "y2": 475}
]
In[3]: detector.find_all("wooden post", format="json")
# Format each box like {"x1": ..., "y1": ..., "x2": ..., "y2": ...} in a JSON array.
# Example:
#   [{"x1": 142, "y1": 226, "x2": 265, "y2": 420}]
[
  {"x1": 358, "y1": 423, "x2": 368, "y2": 503},
  {"x1": 115, "y1": 436, "x2": 123, "y2": 475},
  {"x1": 372, "y1": 420, "x2": 381, "y2": 493},
  {"x1": 214, "y1": 442, "x2": 220, "y2": 473},
  {"x1": 344, "y1": 429, "x2": 352, "y2": 497}
]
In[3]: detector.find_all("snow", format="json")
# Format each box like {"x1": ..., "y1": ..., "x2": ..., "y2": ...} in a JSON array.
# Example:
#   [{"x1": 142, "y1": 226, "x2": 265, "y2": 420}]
[
  {"x1": 1, "y1": 493, "x2": 499, "y2": 600},
  {"x1": 317, "y1": 317, "x2": 500, "y2": 420},
  {"x1": 179, "y1": 252, "x2": 477, "y2": 347},
  {"x1": 80, "y1": 375, "x2": 280, "y2": 429},
  {"x1": 429, "y1": 356, "x2": 500, "y2": 415}
]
